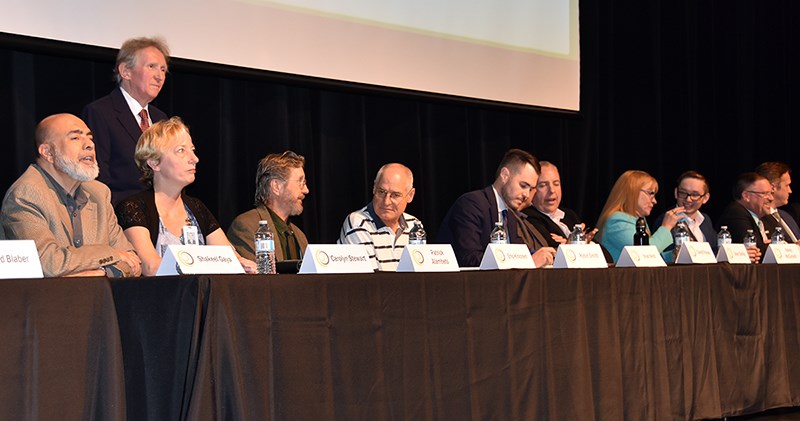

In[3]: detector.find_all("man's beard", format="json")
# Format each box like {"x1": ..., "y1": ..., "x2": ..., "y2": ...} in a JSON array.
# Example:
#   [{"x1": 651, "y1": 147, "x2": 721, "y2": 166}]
[{"x1": 53, "y1": 151, "x2": 99, "y2": 182}]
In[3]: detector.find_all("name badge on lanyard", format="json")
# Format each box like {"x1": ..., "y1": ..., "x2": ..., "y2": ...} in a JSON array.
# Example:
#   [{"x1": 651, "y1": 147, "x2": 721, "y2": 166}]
[{"x1": 183, "y1": 225, "x2": 199, "y2": 245}]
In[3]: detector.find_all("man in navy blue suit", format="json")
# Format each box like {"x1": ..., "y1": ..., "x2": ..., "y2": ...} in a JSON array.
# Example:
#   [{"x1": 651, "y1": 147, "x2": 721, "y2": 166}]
[
  {"x1": 437, "y1": 149, "x2": 556, "y2": 268},
  {"x1": 82, "y1": 37, "x2": 170, "y2": 205},
  {"x1": 755, "y1": 162, "x2": 800, "y2": 243}
]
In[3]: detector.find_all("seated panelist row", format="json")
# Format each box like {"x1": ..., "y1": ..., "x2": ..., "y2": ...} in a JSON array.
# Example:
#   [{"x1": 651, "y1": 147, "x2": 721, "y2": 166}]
[
  {"x1": 2, "y1": 114, "x2": 797, "y2": 276},
  {"x1": 597, "y1": 164, "x2": 800, "y2": 265}
]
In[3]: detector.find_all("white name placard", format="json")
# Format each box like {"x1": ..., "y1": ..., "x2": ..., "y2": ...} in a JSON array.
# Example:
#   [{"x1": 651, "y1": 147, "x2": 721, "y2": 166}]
[
  {"x1": 674, "y1": 242, "x2": 717, "y2": 264},
  {"x1": 0, "y1": 240, "x2": 43, "y2": 278},
  {"x1": 616, "y1": 245, "x2": 667, "y2": 267},
  {"x1": 479, "y1": 243, "x2": 536, "y2": 270},
  {"x1": 396, "y1": 244, "x2": 460, "y2": 272},
  {"x1": 716, "y1": 244, "x2": 752, "y2": 264},
  {"x1": 553, "y1": 243, "x2": 608, "y2": 269},
  {"x1": 762, "y1": 244, "x2": 800, "y2": 264},
  {"x1": 156, "y1": 245, "x2": 244, "y2": 275},
  {"x1": 298, "y1": 244, "x2": 374, "y2": 274}
]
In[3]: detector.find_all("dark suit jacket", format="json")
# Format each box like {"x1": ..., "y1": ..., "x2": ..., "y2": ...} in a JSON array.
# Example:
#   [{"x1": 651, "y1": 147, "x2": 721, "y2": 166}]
[
  {"x1": 717, "y1": 201, "x2": 767, "y2": 259},
  {"x1": 780, "y1": 203, "x2": 800, "y2": 228},
  {"x1": 761, "y1": 209, "x2": 800, "y2": 242},
  {"x1": 437, "y1": 186, "x2": 547, "y2": 267},
  {"x1": 82, "y1": 87, "x2": 167, "y2": 205},
  {"x1": 523, "y1": 207, "x2": 580, "y2": 248},
  {"x1": 654, "y1": 211, "x2": 719, "y2": 254},
  {"x1": 524, "y1": 206, "x2": 614, "y2": 262}
]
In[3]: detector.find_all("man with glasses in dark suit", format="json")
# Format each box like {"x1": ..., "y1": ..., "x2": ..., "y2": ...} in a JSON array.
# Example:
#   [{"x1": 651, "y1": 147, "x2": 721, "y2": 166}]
[{"x1": 717, "y1": 172, "x2": 774, "y2": 263}]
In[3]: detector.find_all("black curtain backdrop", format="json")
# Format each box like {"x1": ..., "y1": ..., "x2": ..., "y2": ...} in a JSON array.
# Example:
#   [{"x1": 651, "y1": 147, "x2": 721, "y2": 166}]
[{"x1": 2, "y1": 0, "x2": 800, "y2": 244}]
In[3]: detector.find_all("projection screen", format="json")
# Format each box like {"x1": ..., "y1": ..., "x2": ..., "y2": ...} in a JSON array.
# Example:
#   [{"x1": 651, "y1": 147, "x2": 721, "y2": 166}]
[{"x1": 1, "y1": 0, "x2": 580, "y2": 110}]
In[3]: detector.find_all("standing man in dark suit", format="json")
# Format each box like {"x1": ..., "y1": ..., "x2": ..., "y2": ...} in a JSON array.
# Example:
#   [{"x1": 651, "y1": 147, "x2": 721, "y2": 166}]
[
  {"x1": 82, "y1": 37, "x2": 170, "y2": 205},
  {"x1": 654, "y1": 170, "x2": 719, "y2": 254},
  {"x1": 437, "y1": 149, "x2": 556, "y2": 268},
  {"x1": 717, "y1": 172, "x2": 773, "y2": 263},
  {"x1": 755, "y1": 162, "x2": 800, "y2": 243}
]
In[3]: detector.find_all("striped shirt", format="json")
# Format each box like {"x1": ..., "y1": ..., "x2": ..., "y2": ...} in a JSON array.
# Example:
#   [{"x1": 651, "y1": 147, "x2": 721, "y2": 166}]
[{"x1": 338, "y1": 203, "x2": 421, "y2": 271}]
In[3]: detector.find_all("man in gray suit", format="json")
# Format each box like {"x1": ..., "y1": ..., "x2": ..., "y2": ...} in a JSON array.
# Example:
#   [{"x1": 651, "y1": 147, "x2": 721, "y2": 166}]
[{"x1": 1, "y1": 114, "x2": 141, "y2": 277}]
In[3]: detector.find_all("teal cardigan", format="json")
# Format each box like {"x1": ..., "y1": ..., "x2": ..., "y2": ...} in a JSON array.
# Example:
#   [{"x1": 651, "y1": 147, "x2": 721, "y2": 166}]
[{"x1": 599, "y1": 212, "x2": 673, "y2": 263}]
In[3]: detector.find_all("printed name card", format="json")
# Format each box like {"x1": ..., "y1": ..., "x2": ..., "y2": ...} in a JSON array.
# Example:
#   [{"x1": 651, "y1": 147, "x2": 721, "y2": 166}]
[
  {"x1": 479, "y1": 244, "x2": 536, "y2": 270},
  {"x1": 616, "y1": 246, "x2": 667, "y2": 267},
  {"x1": 553, "y1": 243, "x2": 608, "y2": 269},
  {"x1": 396, "y1": 244, "x2": 460, "y2": 272},
  {"x1": 298, "y1": 244, "x2": 374, "y2": 274},
  {"x1": 762, "y1": 244, "x2": 800, "y2": 264},
  {"x1": 674, "y1": 242, "x2": 717, "y2": 264},
  {"x1": 156, "y1": 245, "x2": 244, "y2": 275},
  {"x1": 0, "y1": 240, "x2": 43, "y2": 278},
  {"x1": 716, "y1": 244, "x2": 751, "y2": 264}
]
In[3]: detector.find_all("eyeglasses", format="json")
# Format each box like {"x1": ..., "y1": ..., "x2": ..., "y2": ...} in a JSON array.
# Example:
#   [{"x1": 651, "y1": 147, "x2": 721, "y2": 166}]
[
  {"x1": 640, "y1": 189, "x2": 657, "y2": 198},
  {"x1": 283, "y1": 177, "x2": 307, "y2": 189},
  {"x1": 374, "y1": 188, "x2": 410, "y2": 202},
  {"x1": 676, "y1": 190, "x2": 707, "y2": 201},
  {"x1": 745, "y1": 190, "x2": 773, "y2": 198}
]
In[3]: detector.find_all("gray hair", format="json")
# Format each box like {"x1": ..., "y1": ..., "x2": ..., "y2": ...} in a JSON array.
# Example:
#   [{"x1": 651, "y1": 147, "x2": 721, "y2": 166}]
[
  {"x1": 114, "y1": 37, "x2": 170, "y2": 84},
  {"x1": 254, "y1": 151, "x2": 306, "y2": 206}
]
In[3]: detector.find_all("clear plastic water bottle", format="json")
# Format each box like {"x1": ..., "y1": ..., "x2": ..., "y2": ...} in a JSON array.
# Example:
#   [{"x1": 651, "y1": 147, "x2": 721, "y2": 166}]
[
  {"x1": 490, "y1": 222, "x2": 507, "y2": 244},
  {"x1": 255, "y1": 220, "x2": 276, "y2": 274},
  {"x1": 673, "y1": 222, "x2": 690, "y2": 262},
  {"x1": 408, "y1": 222, "x2": 426, "y2": 245},
  {"x1": 717, "y1": 225, "x2": 732, "y2": 248},
  {"x1": 771, "y1": 226, "x2": 786, "y2": 245},
  {"x1": 568, "y1": 224, "x2": 585, "y2": 244},
  {"x1": 743, "y1": 229, "x2": 757, "y2": 248}
]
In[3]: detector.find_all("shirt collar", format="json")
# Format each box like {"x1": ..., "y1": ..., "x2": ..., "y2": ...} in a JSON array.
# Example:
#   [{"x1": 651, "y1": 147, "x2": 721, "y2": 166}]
[
  {"x1": 365, "y1": 202, "x2": 407, "y2": 231},
  {"x1": 542, "y1": 207, "x2": 565, "y2": 222},
  {"x1": 33, "y1": 163, "x2": 87, "y2": 209},
  {"x1": 266, "y1": 206, "x2": 290, "y2": 233},
  {"x1": 120, "y1": 86, "x2": 149, "y2": 115},
  {"x1": 491, "y1": 186, "x2": 508, "y2": 220}
]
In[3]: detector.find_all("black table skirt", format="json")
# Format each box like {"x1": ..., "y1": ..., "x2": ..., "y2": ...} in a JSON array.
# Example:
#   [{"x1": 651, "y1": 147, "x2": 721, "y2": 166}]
[
  {"x1": 106, "y1": 264, "x2": 800, "y2": 420},
  {"x1": 0, "y1": 277, "x2": 125, "y2": 420}
]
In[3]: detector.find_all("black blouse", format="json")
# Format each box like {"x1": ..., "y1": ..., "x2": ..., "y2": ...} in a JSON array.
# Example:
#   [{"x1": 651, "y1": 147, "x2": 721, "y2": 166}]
[{"x1": 115, "y1": 189, "x2": 221, "y2": 246}]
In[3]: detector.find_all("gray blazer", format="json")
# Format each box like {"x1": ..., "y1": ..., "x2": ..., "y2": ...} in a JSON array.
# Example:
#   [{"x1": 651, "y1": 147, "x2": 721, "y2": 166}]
[{"x1": 1, "y1": 165, "x2": 134, "y2": 277}]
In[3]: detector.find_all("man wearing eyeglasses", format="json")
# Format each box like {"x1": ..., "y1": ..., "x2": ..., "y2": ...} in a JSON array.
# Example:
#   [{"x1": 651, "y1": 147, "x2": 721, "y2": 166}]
[
  {"x1": 717, "y1": 172, "x2": 773, "y2": 263},
  {"x1": 755, "y1": 162, "x2": 800, "y2": 244},
  {"x1": 436, "y1": 149, "x2": 556, "y2": 268},
  {"x1": 227, "y1": 151, "x2": 310, "y2": 262},
  {"x1": 338, "y1": 163, "x2": 422, "y2": 271},
  {"x1": 654, "y1": 170, "x2": 718, "y2": 254}
]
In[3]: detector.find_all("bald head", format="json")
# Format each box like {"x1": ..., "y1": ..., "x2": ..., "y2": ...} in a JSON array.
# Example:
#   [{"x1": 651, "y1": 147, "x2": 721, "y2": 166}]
[
  {"x1": 374, "y1": 163, "x2": 414, "y2": 190},
  {"x1": 35, "y1": 113, "x2": 77, "y2": 149}
]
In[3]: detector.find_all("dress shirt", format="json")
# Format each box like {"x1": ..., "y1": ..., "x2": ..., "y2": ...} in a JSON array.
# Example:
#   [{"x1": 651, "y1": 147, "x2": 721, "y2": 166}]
[{"x1": 120, "y1": 87, "x2": 152, "y2": 128}]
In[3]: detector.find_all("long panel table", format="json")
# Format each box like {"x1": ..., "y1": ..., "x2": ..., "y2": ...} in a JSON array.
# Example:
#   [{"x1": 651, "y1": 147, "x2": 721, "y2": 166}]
[{"x1": 107, "y1": 264, "x2": 800, "y2": 421}]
